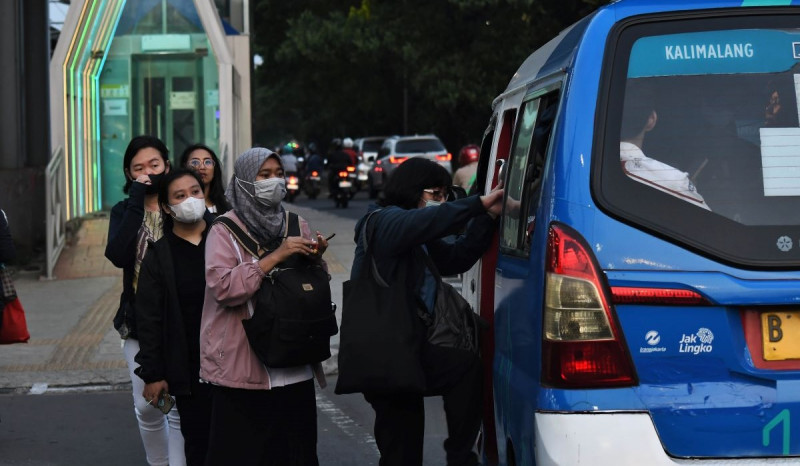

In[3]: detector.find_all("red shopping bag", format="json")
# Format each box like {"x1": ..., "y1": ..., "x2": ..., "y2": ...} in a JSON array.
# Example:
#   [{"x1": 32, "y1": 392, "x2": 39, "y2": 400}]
[{"x1": 0, "y1": 297, "x2": 30, "y2": 344}]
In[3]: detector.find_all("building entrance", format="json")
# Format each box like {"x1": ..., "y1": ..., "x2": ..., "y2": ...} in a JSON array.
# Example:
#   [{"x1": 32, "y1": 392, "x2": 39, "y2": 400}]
[{"x1": 133, "y1": 54, "x2": 204, "y2": 164}]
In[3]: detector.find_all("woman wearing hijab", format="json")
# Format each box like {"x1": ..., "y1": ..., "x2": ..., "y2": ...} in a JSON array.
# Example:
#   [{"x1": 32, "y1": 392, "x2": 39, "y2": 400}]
[{"x1": 200, "y1": 147, "x2": 331, "y2": 466}]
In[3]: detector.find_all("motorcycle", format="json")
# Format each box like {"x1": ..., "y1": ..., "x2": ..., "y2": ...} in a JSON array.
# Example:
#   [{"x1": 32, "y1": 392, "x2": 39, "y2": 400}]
[
  {"x1": 333, "y1": 168, "x2": 353, "y2": 208},
  {"x1": 285, "y1": 172, "x2": 300, "y2": 202},
  {"x1": 303, "y1": 170, "x2": 322, "y2": 199},
  {"x1": 346, "y1": 165, "x2": 358, "y2": 197}
]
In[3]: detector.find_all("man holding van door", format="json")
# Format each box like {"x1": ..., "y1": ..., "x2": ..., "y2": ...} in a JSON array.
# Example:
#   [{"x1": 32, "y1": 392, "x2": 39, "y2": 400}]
[{"x1": 620, "y1": 80, "x2": 712, "y2": 211}]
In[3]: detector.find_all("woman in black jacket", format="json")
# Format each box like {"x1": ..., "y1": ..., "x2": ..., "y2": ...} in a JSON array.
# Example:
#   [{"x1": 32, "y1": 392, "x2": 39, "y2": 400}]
[
  {"x1": 135, "y1": 168, "x2": 215, "y2": 466},
  {"x1": 104, "y1": 135, "x2": 183, "y2": 466},
  {"x1": 349, "y1": 157, "x2": 503, "y2": 466}
]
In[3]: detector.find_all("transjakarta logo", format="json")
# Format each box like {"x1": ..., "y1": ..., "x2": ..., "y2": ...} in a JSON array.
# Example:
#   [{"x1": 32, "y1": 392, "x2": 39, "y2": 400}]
[
  {"x1": 665, "y1": 43, "x2": 754, "y2": 60},
  {"x1": 639, "y1": 330, "x2": 666, "y2": 354},
  {"x1": 679, "y1": 328, "x2": 714, "y2": 355}
]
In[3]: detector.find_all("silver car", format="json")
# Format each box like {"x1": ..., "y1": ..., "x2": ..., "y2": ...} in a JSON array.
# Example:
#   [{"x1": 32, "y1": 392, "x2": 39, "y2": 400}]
[{"x1": 367, "y1": 135, "x2": 452, "y2": 198}]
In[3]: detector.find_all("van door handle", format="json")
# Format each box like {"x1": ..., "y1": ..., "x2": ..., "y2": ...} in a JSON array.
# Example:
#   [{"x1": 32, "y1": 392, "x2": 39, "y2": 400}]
[{"x1": 470, "y1": 279, "x2": 476, "y2": 293}]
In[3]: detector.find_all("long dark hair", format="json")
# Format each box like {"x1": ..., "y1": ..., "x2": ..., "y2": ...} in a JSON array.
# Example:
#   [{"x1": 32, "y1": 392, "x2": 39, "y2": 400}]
[
  {"x1": 122, "y1": 135, "x2": 169, "y2": 194},
  {"x1": 379, "y1": 157, "x2": 451, "y2": 210},
  {"x1": 179, "y1": 144, "x2": 230, "y2": 214}
]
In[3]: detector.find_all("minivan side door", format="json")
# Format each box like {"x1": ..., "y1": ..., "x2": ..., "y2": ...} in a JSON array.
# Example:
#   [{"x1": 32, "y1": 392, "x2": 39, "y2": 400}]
[{"x1": 492, "y1": 86, "x2": 560, "y2": 459}]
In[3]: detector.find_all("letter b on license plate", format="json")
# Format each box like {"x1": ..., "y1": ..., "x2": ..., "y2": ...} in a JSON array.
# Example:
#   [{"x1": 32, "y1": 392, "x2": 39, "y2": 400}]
[{"x1": 762, "y1": 311, "x2": 800, "y2": 360}]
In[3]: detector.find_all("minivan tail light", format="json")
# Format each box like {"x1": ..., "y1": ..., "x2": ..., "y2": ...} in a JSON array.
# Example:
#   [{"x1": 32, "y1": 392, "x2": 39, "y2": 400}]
[
  {"x1": 436, "y1": 153, "x2": 452, "y2": 161},
  {"x1": 542, "y1": 224, "x2": 637, "y2": 388},
  {"x1": 389, "y1": 156, "x2": 407, "y2": 164},
  {"x1": 611, "y1": 286, "x2": 710, "y2": 305}
]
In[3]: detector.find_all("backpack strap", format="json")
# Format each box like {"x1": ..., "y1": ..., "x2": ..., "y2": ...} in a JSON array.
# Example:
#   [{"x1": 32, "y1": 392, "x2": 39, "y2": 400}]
[{"x1": 213, "y1": 216, "x2": 266, "y2": 259}]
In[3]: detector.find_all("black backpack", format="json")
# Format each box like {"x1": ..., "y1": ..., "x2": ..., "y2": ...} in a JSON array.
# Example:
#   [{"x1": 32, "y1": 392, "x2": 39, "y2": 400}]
[{"x1": 214, "y1": 213, "x2": 338, "y2": 368}]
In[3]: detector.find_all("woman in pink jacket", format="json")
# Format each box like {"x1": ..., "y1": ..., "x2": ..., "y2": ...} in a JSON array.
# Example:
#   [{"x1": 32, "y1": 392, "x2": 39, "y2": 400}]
[{"x1": 200, "y1": 148, "x2": 330, "y2": 465}]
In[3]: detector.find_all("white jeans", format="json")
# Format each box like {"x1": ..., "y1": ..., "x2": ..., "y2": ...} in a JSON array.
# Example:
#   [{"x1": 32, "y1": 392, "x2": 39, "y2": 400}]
[{"x1": 124, "y1": 338, "x2": 186, "y2": 466}]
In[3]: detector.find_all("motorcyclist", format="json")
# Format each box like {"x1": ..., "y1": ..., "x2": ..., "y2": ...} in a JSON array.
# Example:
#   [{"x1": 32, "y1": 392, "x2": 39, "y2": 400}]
[
  {"x1": 342, "y1": 137, "x2": 358, "y2": 167},
  {"x1": 306, "y1": 142, "x2": 325, "y2": 174},
  {"x1": 281, "y1": 143, "x2": 299, "y2": 174},
  {"x1": 327, "y1": 138, "x2": 352, "y2": 195},
  {"x1": 453, "y1": 144, "x2": 480, "y2": 191}
]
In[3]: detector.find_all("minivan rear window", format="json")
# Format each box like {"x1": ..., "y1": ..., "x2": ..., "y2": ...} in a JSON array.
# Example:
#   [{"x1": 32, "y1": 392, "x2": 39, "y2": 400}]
[
  {"x1": 396, "y1": 139, "x2": 445, "y2": 153},
  {"x1": 596, "y1": 14, "x2": 800, "y2": 268}
]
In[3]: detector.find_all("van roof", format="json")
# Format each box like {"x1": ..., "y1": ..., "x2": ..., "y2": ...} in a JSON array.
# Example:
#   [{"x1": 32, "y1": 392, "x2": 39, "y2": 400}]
[
  {"x1": 500, "y1": 13, "x2": 594, "y2": 100},
  {"x1": 499, "y1": 0, "x2": 789, "y2": 102}
]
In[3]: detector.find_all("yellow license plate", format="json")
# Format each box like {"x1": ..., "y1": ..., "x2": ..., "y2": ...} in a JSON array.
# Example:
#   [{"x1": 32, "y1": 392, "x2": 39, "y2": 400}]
[{"x1": 762, "y1": 311, "x2": 800, "y2": 360}]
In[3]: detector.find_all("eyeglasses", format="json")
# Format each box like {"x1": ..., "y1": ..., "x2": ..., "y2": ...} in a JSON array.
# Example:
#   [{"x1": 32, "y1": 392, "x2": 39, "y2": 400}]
[
  {"x1": 422, "y1": 189, "x2": 448, "y2": 201},
  {"x1": 188, "y1": 159, "x2": 215, "y2": 168}
]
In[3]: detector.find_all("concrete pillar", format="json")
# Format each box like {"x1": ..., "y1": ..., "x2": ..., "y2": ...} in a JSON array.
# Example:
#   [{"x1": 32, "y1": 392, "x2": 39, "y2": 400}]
[{"x1": 0, "y1": 0, "x2": 49, "y2": 264}]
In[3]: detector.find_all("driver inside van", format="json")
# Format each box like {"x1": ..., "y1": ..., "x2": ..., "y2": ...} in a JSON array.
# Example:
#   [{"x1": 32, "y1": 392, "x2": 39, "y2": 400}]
[{"x1": 620, "y1": 81, "x2": 712, "y2": 211}]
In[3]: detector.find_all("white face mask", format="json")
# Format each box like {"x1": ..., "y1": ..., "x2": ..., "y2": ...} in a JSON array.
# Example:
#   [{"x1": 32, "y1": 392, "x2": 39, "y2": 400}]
[
  {"x1": 168, "y1": 196, "x2": 206, "y2": 223},
  {"x1": 425, "y1": 200, "x2": 442, "y2": 208},
  {"x1": 237, "y1": 176, "x2": 287, "y2": 207}
]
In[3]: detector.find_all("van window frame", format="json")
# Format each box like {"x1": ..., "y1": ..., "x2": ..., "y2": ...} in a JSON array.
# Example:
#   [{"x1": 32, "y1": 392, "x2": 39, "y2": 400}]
[
  {"x1": 592, "y1": 11, "x2": 800, "y2": 269},
  {"x1": 500, "y1": 83, "x2": 561, "y2": 258}
]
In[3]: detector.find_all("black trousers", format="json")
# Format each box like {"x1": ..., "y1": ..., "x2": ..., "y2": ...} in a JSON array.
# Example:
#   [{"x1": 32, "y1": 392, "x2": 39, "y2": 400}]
[
  {"x1": 204, "y1": 379, "x2": 318, "y2": 466},
  {"x1": 175, "y1": 381, "x2": 212, "y2": 466},
  {"x1": 364, "y1": 344, "x2": 482, "y2": 466}
]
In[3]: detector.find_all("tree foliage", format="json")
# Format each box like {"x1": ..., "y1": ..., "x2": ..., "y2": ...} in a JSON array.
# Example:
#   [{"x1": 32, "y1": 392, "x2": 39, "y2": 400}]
[{"x1": 251, "y1": 0, "x2": 608, "y2": 152}]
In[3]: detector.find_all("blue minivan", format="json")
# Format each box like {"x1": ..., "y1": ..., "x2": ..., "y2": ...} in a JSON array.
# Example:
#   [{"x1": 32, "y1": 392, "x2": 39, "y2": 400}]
[{"x1": 461, "y1": 1, "x2": 800, "y2": 464}]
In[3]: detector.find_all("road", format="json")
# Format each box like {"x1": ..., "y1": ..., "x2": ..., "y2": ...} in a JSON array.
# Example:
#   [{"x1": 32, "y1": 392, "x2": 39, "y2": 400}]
[
  {"x1": 0, "y1": 188, "x2": 455, "y2": 466},
  {"x1": 0, "y1": 376, "x2": 449, "y2": 466}
]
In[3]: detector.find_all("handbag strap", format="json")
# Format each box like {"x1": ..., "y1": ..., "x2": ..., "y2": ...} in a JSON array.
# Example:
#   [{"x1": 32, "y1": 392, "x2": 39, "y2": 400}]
[
  {"x1": 358, "y1": 210, "x2": 391, "y2": 286},
  {"x1": 418, "y1": 247, "x2": 443, "y2": 284}
]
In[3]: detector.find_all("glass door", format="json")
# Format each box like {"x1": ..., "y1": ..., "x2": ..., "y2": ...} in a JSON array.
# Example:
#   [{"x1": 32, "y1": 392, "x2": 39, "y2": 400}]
[{"x1": 133, "y1": 55, "x2": 204, "y2": 164}]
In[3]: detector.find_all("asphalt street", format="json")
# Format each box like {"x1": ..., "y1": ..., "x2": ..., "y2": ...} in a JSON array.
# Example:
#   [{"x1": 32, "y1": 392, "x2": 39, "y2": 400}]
[{"x1": 0, "y1": 188, "x2": 455, "y2": 465}]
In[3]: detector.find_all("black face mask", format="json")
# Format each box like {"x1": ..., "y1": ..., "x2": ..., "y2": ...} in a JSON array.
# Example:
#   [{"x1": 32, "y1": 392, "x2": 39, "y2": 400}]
[{"x1": 145, "y1": 173, "x2": 164, "y2": 195}]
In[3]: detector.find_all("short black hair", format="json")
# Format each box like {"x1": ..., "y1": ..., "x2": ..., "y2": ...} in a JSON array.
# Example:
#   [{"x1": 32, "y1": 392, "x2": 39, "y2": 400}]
[
  {"x1": 179, "y1": 143, "x2": 230, "y2": 214},
  {"x1": 122, "y1": 135, "x2": 169, "y2": 194},
  {"x1": 379, "y1": 157, "x2": 452, "y2": 210},
  {"x1": 157, "y1": 168, "x2": 205, "y2": 228},
  {"x1": 621, "y1": 80, "x2": 656, "y2": 141}
]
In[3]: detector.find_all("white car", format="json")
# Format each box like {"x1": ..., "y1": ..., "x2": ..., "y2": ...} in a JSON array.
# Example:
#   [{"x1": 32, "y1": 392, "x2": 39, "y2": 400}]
[{"x1": 367, "y1": 135, "x2": 452, "y2": 198}]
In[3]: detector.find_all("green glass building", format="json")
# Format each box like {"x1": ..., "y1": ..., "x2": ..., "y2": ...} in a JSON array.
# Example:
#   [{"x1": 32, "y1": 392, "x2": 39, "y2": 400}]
[{"x1": 50, "y1": 0, "x2": 251, "y2": 218}]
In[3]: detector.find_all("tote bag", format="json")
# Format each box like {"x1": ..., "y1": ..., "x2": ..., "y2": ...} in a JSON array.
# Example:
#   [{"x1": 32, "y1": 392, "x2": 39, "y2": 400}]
[
  {"x1": 0, "y1": 297, "x2": 30, "y2": 344},
  {"x1": 335, "y1": 211, "x2": 426, "y2": 395}
]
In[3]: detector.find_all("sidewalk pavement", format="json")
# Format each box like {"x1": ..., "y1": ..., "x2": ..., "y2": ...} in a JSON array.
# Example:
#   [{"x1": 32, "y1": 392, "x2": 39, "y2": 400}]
[{"x1": 0, "y1": 204, "x2": 358, "y2": 393}]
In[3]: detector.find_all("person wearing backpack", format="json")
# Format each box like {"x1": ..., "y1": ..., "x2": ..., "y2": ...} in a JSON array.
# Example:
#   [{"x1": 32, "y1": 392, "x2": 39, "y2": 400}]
[{"x1": 200, "y1": 147, "x2": 331, "y2": 466}]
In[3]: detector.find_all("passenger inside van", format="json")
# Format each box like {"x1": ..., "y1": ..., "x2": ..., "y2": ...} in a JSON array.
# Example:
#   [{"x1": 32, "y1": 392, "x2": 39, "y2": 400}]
[{"x1": 620, "y1": 81, "x2": 712, "y2": 211}]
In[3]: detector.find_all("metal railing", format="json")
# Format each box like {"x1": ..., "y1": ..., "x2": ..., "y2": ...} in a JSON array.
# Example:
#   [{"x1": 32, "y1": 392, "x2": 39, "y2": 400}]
[{"x1": 45, "y1": 146, "x2": 66, "y2": 280}]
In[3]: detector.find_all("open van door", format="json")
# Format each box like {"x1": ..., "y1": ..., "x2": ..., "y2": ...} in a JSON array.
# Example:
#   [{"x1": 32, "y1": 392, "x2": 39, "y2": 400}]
[{"x1": 463, "y1": 107, "x2": 516, "y2": 465}]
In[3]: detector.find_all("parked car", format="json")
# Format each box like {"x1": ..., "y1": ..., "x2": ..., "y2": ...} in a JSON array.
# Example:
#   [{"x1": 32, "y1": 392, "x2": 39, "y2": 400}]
[
  {"x1": 461, "y1": 2, "x2": 800, "y2": 465},
  {"x1": 354, "y1": 136, "x2": 387, "y2": 190},
  {"x1": 367, "y1": 135, "x2": 452, "y2": 198}
]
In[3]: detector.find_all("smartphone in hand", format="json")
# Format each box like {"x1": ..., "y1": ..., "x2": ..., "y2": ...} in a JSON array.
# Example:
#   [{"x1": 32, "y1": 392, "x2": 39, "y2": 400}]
[{"x1": 157, "y1": 391, "x2": 175, "y2": 414}]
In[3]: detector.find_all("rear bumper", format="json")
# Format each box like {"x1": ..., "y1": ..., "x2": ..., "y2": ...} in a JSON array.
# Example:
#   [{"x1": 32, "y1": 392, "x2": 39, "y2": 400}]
[{"x1": 534, "y1": 412, "x2": 799, "y2": 465}]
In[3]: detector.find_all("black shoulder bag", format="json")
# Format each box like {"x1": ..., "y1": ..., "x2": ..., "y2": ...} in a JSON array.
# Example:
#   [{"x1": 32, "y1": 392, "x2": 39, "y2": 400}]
[
  {"x1": 335, "y1": 210, "x2": 427, "y2": 395},
  {"x1": 214, "y1": 213, "x2": 338, "y2": 368},
  {"x1": 417, "y1": 250, "x2": 485, "y2": 355}
]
